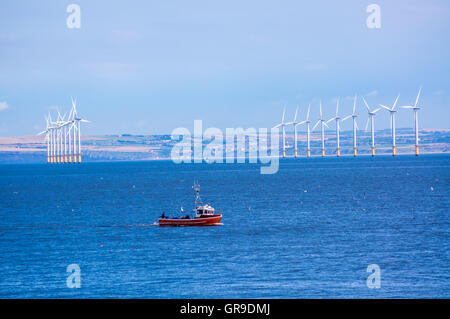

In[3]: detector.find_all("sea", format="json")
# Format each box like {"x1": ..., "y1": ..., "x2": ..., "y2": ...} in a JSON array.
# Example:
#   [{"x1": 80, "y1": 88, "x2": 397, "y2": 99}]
[{"x1": 0, "y1": 155, "x2": 449, "y2": 298}]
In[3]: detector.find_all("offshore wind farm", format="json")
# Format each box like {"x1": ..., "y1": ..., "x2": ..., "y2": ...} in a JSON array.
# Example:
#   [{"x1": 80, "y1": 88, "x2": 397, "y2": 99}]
[
  {"x1": 8, "y1": 87, "x2": 446, "y2": 165},
  {"x1": 37, "y1": 98, "x2": 89, "y2": 164},
  {"x1": 3, "y1": 88, "x2": 432, "y2": 165},
  {"x1": 274, "y1": 89, "x2": 425, "y2": 159},
  {"x1": 0, "y1": 87, "x2": 448, "y2": 164}
]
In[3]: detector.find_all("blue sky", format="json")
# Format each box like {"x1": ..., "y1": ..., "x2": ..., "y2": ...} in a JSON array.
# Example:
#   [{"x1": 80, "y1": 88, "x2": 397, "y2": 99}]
[{"x1": 0, "y1": 0, "x2": 449, "y2": 136}]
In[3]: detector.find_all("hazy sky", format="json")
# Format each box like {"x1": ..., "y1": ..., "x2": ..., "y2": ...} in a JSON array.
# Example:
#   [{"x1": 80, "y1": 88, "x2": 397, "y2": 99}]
[{"x1": 0, "y1": 0, "x2": 449, "y2": 136}]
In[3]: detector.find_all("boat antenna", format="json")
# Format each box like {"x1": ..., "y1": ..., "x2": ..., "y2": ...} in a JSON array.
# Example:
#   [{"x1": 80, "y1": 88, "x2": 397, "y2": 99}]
[{"x1": 193, "y1": 180, "x2": 202, "y2": 207}]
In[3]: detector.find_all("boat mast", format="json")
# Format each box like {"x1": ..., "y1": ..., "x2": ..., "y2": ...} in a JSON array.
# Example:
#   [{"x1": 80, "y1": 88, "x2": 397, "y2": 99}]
[{"x1": 193, "y1": 180, "x2": 202, "y2": 208}]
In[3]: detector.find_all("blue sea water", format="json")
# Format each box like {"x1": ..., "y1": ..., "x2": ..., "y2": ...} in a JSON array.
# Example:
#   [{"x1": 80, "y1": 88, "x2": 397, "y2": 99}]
[{"x1": 0, "y1": 155, "x2": 449, "y2": 298}]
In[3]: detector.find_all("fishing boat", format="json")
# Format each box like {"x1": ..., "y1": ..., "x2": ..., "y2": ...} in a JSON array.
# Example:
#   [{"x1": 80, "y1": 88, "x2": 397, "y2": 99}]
[{"x1": 158, "y1": 181, "x2": 222, "y2": 226}]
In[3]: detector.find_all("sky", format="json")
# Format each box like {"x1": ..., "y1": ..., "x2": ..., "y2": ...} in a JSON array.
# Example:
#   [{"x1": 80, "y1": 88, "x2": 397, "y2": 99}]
[{"x1": 0, "y1": 0, "x2": 449, "y2": 136}]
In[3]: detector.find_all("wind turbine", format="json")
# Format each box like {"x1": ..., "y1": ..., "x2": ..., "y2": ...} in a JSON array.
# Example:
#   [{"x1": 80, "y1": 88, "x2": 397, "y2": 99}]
[
  {"x1": 48, "y1": 114, "x2": 55, "y2": 163},
  {"x1": 56, "y1": 110, "x2": 65, "y2": 163},
  {"x1": 326, "y1": 98, "x2": 342, "y2": 157},
  {"x1": 400, "y1": 88, "x2": 422, "y2": 156},
  {"x1": 299, "y1": 104, "x2": 312, "y2": 157},
  {"x1": 37, "y1": 115, "x2": 51, "y2": 163},
  {"x1": 342, "y1": 96, "x2": 358, "y2": 157},
  {"x1": 45, "y1": 113, "x2": 58, "y2": 163},
  {"x1": 312, "y1": 100, "x2": 329, "y2": 157},
  {"x1": 66, "y1": 107, "x2": 74, "y2": 163},
  {"x1": 285, "y1": 106, "x2": 300, "y2": 157},
  {"x1": 273, "y1": 107, "x2": 287, "y2": 158},
  {"x1": 69, "y1": 97, "x2": 90, "y2": 163},
  {"x1": 361, "y1": 96, "x2": 381, "y2": 156},
  {"x1": 55, "y1": 109, "x2": 70, "y2": 163},
  {"x1": 380, "y1": 94, "x2": 400, "y2": 156}
]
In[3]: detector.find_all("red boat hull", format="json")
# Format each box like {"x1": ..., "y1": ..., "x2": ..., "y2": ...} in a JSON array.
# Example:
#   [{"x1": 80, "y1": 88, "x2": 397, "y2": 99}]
[{"x1": 158, "y1": 214, "x2": 222, "y2": 226}]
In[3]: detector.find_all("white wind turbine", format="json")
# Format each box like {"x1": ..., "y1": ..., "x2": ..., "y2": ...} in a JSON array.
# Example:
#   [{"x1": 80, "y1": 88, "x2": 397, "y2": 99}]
[
  {"x1": 56, "y1": 110, "x2": 67, "y2": 163},
  {"x1": 299, "y1": 104, "x2": 312, "y2": 157},
  {"x1": 312, "y1": 100, "x2": 329, "y2": 157},
  {"x1": 400, "y1": 88, "x2": 422, "y2": 156},
  {"x1": 48, "y1": 114, "x2": 56, "y2": 163},
  {"x1": 362, "y1": 96, "x2": 381, "y2": 156},
  {"x1": 37, "y1": 115, "x2": 51, "y2": 163},
  {"x1": 69, "y1": 97, "x2": 90, "y2": 163},
  {"x1": 273, "y1": 107, "x2": 287, "y2": 158},
  {"x1": 285, "y1": 106, "x2": 300, "y2": 157},
  {"x1": 66, "y1": 107, "x2": 74, "y2": 163},
  {"x1": 46, "y1": 113, "x2": 59, "y2": 163},
  {"x1": 342, "y1": 96, "x2": 358, "y2": 157},
  {"x1": 380, "y1": 94, "x2": 400, "y2": 156},
  {"x1": 326, "y1": 98, "x2": 343, "y2": 157}
]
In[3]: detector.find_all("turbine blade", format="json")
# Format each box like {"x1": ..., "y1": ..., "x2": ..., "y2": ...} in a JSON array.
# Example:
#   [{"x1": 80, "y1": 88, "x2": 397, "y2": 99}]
[
  {"x1": 68, "y1": 108, "x2": 73, "y2": 121},
  {"x1": 372, "y1": 108, "x2": 381, "y2": 113},
  {"x1": 362, "y1": 96, "x2": 370, "y2": 112},
  {"x1": 400, "y1": 106, "x2": 414, "y2": 109},
  {"x1": 319, "y1": 100, "x2": 322, "y2": 118},
  {"x1": 312, "y1": 120, "x2": 320, "y2": 131},
  {"x1": 306, "y1": 104, "x2": 311, "y2": 120},
  {"x1": 294, "y1": 106, "x2": 299, "y2": 122},
  {"x1": 326, "y1": 117, "x2": 335, "y2": 124},
  {"x1": 342, "y1": 115, "x2": 352, "y2": 121},
  {"x1": 71, "y1": 97, "x2": 77, "y2": 117},
  {"x1": 392, "y1": 94, "x2": 400, "y2": 110},
  {"x1": 353, "y1": 95, "x2": 357, "y2": 114},
  {"x1": 323, "y1": 121, "x2": 330, "y2": 129},
  {"x1": 380, "y1": 104, "x2": 391, "y2": 111},
  {"x1": 415, "y1": 87, "x2": 422, "y2": 107},
  {"x1": 282, "y1": 107, "x2": 285, "y2": 123},
  {"x1": 364, "y1": 118, "x2": 370, "y2": 132},
  {"x1": 336, "y1": 98, "x2": 339, "y2": 116}
]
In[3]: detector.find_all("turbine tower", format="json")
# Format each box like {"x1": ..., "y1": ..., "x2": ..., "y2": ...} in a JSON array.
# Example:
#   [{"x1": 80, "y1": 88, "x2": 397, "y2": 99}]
[
  {"x1": 312, "y1": 100, "x2": 329, "y2": 157},
  {"x1": 66, "y1": 107, "x2": 74, "y2": 163},
  {"x1": 273, "y1": 107, "x2": 287, "y2": 158},
  {"x1": 342, "y1": 96, "x2": 358, "y2": 157},
  {"x1": 56, "y1": 110, "x2": 65, "y2": 163},
  {"x1": 299, "y1": 104, "x2": 311, "y2": 157},
  {"x1": 37, "y1": 115, "x2": 51, "y2": 163},
  {"x1": 400, "y1": 88, "x2": 422, "y2": 156},
  {"x1": 285, "y1": 106, "x2": 300, "y2": 157},
  {"x1": 362, "y1": 96, "x2": 381, "y2": 156},
  {"x1": 380, "y1": 94, "x2": 400, "y2": 156},
  {"x1": 49, "y1": 115, "x2": 55, "y2": 163},
  {"x1": 326, "y1": 98, "x2": 342, "y2": 157}
]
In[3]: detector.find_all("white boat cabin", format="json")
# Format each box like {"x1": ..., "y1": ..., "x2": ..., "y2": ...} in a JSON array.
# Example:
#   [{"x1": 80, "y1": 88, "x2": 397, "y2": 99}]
[{"x1": 196, "y1": 204, "x2": 216, "y2": 216}]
